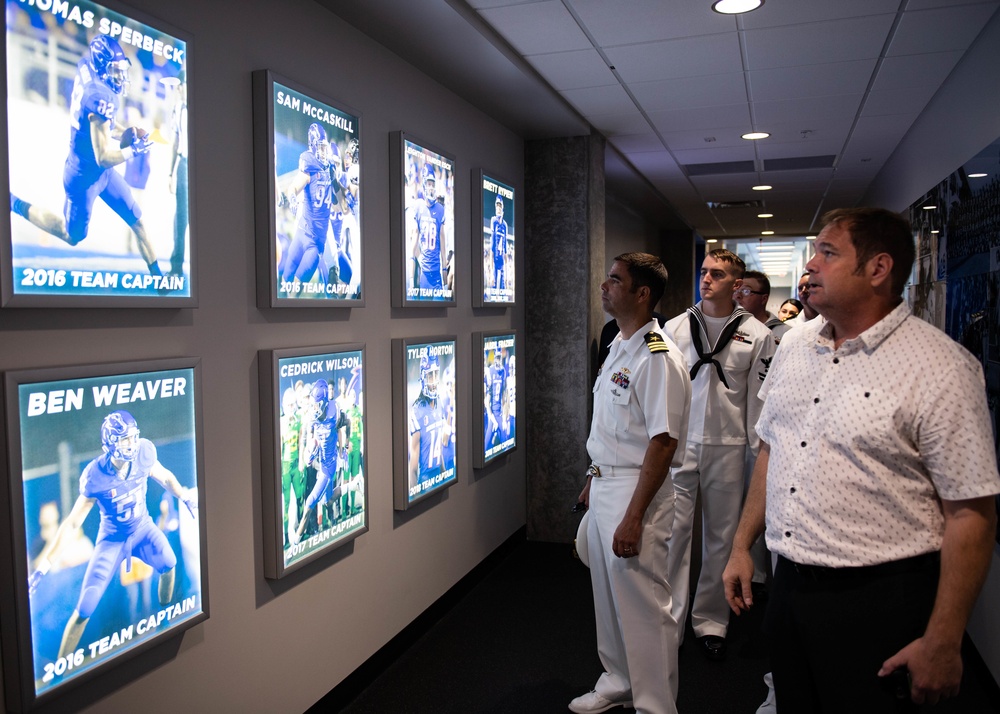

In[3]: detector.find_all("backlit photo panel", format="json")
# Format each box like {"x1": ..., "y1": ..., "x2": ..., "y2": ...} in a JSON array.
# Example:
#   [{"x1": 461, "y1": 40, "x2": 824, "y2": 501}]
[
  {"x1": 477, "y1": 173, "x2": 515, "y2": 306},
  {"x1": 261, "y1": 345, "x2": 368, "y2": 578},
  {"x1": 270, "y1": 78, "x2": 361, "y2": 303},
  {"x1": 4, "y1": 0, "x2": 192, "y2": 306},
  {"x1": 474, "y1": 331, "x2": 516, "y2": 467},
  {"x1": 1, "y1": 359, "x2": 207, "y2": 710},
  {"x1": 393, "y1": 337, "x2": 457, "y2": 509}
]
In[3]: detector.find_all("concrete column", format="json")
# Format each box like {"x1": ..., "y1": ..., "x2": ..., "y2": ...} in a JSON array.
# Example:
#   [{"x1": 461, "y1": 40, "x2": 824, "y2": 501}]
[{"x1": 524, "y1": 133, "x2": 605, "y2": 542}]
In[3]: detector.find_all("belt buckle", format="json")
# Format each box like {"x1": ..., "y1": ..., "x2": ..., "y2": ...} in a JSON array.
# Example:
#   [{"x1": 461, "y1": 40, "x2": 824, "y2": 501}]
[{"x1": 587, "y1": 464, "x2": 602, "y2": 479}]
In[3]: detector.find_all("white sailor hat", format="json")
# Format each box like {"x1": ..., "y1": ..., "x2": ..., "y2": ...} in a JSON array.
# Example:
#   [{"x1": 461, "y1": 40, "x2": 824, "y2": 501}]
[{"x1": 574, "y1": 510, "x2": 591, "y2": 568}]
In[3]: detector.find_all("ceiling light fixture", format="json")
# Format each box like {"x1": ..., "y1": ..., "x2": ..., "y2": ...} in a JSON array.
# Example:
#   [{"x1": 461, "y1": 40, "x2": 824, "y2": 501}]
[
  {"x1": 712, "y1": 0, "x2": 764, "y2": 15},
  {"x1": 757, "y1": 213, "x2": 773, "y2": 218},
  {"x1": 752, "y1": 185, "x2": 772, "y2": 191},
  {"x1": 742, "y1": 132, "x2": 770, "y2": 140},
  {"x1": 761, "y1": 230, "x2": 774, "y2": 235},
  {"x1": 706, "y1": 238, "x2": 719, "y2": 244},
  {"x1": 806, "y1": 235, "x2": 816, "y2": 240},
  {"x1": 969, "y1": 173, "x2": 988, "y2": 178},
  {"x1": 922, "y1": 205, "x2": 937, "y2": 210}
]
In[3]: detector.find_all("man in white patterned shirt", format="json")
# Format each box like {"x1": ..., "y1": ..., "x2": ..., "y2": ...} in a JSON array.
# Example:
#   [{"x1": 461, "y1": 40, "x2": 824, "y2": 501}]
[{"x1": 723, "y1": 207, "x2": 1000, "y2": 712}]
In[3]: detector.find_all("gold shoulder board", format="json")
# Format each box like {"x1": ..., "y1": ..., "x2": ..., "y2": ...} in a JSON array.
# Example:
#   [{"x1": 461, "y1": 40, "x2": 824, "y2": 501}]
[{"x1": 644, "y1": 332, "x2": 669, "y2": 354}]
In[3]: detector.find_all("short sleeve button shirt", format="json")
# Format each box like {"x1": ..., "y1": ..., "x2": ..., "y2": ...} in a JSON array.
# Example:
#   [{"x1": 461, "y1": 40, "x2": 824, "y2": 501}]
[{"x1": 757, "y1": 302, "x2": 1000, "y2": 567}]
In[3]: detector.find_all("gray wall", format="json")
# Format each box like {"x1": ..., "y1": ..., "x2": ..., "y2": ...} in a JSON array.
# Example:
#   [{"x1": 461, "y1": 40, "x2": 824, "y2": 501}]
[
  {"x1": 0, "y1": 0, "x2": 525, "y2": 711},
  {"x1": 862, "y1": 9, "x2": 1000, "y2": 683}
]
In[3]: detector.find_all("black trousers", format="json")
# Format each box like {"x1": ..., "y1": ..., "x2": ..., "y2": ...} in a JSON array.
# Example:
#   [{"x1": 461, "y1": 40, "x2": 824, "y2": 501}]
[{"x1": 766, "y1": 553, "x2": 940, "y2": 714}]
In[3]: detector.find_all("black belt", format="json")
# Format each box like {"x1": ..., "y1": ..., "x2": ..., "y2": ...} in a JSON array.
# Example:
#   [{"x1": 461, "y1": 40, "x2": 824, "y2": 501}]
[{"x1": 779, "y1": 551, "x2": 939, "y2": 582}]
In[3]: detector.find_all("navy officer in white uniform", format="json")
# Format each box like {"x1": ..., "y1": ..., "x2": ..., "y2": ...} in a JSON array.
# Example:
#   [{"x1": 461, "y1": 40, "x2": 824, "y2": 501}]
[{"x1": 571, "y1": 252, "x2": 691, "y2": 714}]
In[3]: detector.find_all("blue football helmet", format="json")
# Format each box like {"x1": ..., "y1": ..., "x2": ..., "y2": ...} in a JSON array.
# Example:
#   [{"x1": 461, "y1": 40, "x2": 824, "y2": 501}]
[
  {"x1": 307, "y1": 123, "x2": 331, "y2": 168},
  {"x1": 89, "y1": 35, "x2": 131, "y2": 95},
  {"x1": 421, "y1": 164, "x2": 437, "y2": 205},
  {"x1": 311, "y1": 379, "x2": 331, "y2": 418},
  {"x1": 495, "y1": 194, "x2": 504, "y2": 217},
  {"x1": 419, "y1": 354, "x2": 440, "y2": 399},
  {"x1": 101, "y1": 410, "x2": 140, "y2": 463}
]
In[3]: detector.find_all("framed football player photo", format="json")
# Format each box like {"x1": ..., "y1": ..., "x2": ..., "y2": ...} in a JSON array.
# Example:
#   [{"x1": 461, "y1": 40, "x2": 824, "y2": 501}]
[
  {"x1": 472, "y1": 171, "x2": 515, "y2": 307},
  {"x1": 252, "y1": 70, "x2": 362, "y2": 307},
  {"x1": 391, "y1": 337, "x2": 458, "y2": 510},
  {"x1": 0, "y1": 358, "x2": 208, "y2": 712},
  {"x1": 2, "y1": 0, "x2": 194, "y2": 308},
  {"x1": 389, "y1": 132, "x2": 457, "y2": 308},
  {"x1": 258, "y1": 344, "x2": 368, "y2": 579},
  {"x1": 473, "y1": 331, "x2": 517, "y2": 468}
]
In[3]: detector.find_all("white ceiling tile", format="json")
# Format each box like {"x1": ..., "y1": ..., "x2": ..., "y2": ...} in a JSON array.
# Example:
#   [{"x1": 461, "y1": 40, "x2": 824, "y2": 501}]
[
  {"x1": 479, "y1": 1, "x2": 592, "y2": 55},
  {"x1": 862, "y1": 85, "x2": 937, "y2": 118},
  {"x1": 570, "y1": 0, "x2": 735, "y2": 46},
  {"x1": 872, "y1": 51, "x2": 964, "y2": 91},
  {"x1": 609, "y1": 133, "x2": 666, "y2": 153},
  {"x1": 753, "y1": 94, "x2": 864, "y2": 127},
  {"x1": 660, "y1": 128, "x2": 748, "y2": 152},
  {"x1": 529, "y1": 49, "x2": 617, "y2": 90},
  {"x1": 672, "y1": 144, "x2": 757, "y2": 166},
  {"x1": 469, "y1": 0, "x2": 544, "y2": 7},
  {"x1": 758, "y1": 138, "x2": 846, "y2": 159},
  {"x1": 748, "y1": 59, "x2": 876, "y2": 102},
  {"x1": 604, "y1": 33, "x2": 742, "y2": 83},
  {"x1": 560, "y1": 84, "x2": 634, "y2": 115},
  {"x1": 743, "y1": 15, "x2": 896, "y2": 70},
  {"x1": 622, "y1": 150, "x2": 683, "y2": 181},
  {"x1": 740, "y1": 0, "x2": 902, "y2": 28},
  {"x1": 887, "y1": 4, "x2": 1000, "y2": 55},
  {"x1": 629, "y1": 73, "x2": 747, "y2": 112},
  {"x1": 587, "y1": 111, "x2": 652, "y2": 135},
  {"x1": 648, "y1": 103, "x2": 752, "y2": 133}
]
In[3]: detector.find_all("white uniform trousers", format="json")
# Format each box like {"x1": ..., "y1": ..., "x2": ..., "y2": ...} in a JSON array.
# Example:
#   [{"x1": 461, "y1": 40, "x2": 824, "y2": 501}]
[
  {"x1": 588, "y1": 471, "x2": 679, "y2": 714},
  {"x1": 666, "y1": 442, "x2": 746, "y2": 640}
]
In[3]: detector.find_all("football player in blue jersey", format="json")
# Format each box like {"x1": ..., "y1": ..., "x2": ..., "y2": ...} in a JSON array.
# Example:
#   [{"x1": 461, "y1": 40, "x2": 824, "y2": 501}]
[
  {"x1": 278, "y1": 123, "x2": 338, "y2": 291},
  {"x1": 490, "y1": 194, "x2": 508, "y2": 293},
  {"x1": 293, "y1": 379, "x2": 362, "y2": 543},
  {"x1": 9, "y1": 36, "x2": 165, "y2": 279},
  {"x1": 407, "y1": 354, "x2": 450, "y2": 489},
  {"x1": 409, "y1": 165, "x2": 447, "y2": 294},
  {"x1": 485, "y1": 349, "x2": 507, "y2": 448},
  {"x1": 27, "y1": 410, "x2": 196, "y2": 659}
]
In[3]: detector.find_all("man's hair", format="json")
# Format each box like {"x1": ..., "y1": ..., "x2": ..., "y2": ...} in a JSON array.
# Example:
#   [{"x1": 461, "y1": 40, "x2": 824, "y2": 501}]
[
  {"x1": 614, "y1": 252, "x2": 668, "y2": 307},
  {"x1": 743, "y1": 270, "x2": 770, "y2": 294},
  {"x1": 820, "y1": 208, "x2": 914, "y2": 296},
  {"x1": 707, "y1": 248, "x2": 746, "y2": 278}
]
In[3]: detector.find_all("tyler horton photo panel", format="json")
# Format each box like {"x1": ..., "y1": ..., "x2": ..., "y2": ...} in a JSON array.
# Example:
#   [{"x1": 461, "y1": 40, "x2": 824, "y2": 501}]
[
  {"x1": 392, "y1": 337, "x2": 458, "y2": 510},
  {"x1": 253, "y1": 70, "x2": 362, "y2": 307},
  {"x1": 389, "y1": 132, "x2": 456, "y2": 307},
  {"x1": 0, "y1": 358, "x2": 207, "y2": 711},
  {"x1": 259, "y1": 344, "x2": 368, "y2": 579},
  {"x1": 3, "y1": 0, "x2": 192, "y2": 307}
]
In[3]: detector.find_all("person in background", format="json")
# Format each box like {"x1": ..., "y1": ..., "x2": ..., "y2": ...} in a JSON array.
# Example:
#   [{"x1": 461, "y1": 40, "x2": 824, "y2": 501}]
[{"x1": 776, "y1": 299, "x2": 802, "y2": 322}]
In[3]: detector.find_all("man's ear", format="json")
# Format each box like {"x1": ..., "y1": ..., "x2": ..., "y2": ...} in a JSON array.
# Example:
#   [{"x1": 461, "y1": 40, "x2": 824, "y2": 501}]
[{"x1": 869, "y1": 253, "x2": 894, "y2": 289}]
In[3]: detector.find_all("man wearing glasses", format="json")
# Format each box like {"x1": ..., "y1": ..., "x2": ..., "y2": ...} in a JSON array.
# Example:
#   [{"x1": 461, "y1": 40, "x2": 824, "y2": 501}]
[{"x1": 736, "y1": 271, "x2": 792, "y2": 344}]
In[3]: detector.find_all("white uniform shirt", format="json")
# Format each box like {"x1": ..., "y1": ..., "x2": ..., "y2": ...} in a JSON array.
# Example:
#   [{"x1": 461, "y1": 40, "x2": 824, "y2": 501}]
[
  {"x1": 758, "y1": 302, "x2": 1000, "y2": 567},
  {"x1": 665, "y1": 304, "x2": 776, "y2": 452},
  {"x1": 587, "y1": 320, "x2": 691, "y2": 469}
]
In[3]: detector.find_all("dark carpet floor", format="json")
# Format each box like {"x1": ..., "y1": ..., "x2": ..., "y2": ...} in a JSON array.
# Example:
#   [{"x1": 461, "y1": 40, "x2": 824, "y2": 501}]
[{"x1": 311, "y1": 538, "x2": 1000, "y2": 713}]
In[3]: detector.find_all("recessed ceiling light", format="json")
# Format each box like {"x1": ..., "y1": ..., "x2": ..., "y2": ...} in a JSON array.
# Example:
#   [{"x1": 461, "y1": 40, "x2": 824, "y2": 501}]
[
  {"x1": 922, "y1": 205, "x2": 937, "y2": 210},
  {"x1": 712, "y1": 0, "x2": 764, "y2": 15},
  {"x1": 761, "y1": 230, "x2": 774, "y2": 235},
  {"x1": 752, "y1": 185, "x2": 772, "y2": 191},
  {"x1": 969, "y1": 173, "x2": 988, "y2": 178},
  {"x1": 742, "y1": 132, "x2": 770, "y2": 140},
  {"x1": 706, "y1": 238, "x2": 719, "y2": 244},
  {"x1": 757, "y1": 213, "x2": 774, "y2": 218}
]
